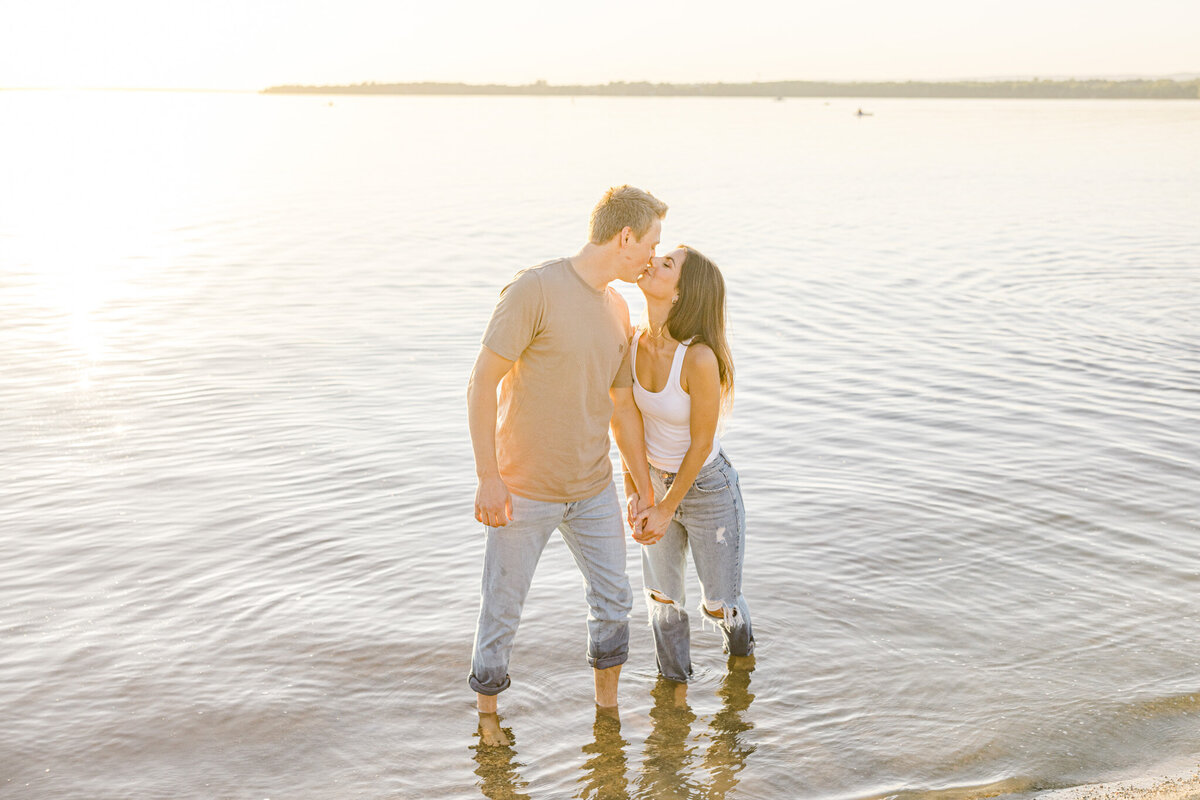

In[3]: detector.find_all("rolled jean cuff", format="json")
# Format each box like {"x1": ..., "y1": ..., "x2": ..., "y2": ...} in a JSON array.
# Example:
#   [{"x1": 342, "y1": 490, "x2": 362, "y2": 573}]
[
  {"x1": 661, "y1": 668, "x2": 692, "y2": 684},
  {"x1": 468, "y1": 672, "x2": 511, "y2": 696},
  {"x1": 588, "y1": 651, "x2": 628, "y2": 671}
]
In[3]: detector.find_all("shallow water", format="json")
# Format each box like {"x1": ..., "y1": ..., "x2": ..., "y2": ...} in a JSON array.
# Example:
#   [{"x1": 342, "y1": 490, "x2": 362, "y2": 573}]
[{"x1": 1, "y1": 91, "x2": 1198, "y2": 799}]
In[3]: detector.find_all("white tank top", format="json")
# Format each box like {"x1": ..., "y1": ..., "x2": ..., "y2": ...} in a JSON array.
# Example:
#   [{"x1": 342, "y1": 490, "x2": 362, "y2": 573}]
[{"x1": 631, "y1": 330, "x2": 721, "y2": 472}]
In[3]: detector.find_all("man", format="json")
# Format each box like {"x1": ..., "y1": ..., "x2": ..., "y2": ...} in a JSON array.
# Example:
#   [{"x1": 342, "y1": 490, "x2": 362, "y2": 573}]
[{"x1": 467, "y1": 185, "x2": 666, "y2": 745}]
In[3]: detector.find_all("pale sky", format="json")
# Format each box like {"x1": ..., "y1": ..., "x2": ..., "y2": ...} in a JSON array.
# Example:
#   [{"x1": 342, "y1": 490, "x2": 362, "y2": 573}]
[{"x1": 2, "y1": 0, "x2": 1197, "y2": 90}]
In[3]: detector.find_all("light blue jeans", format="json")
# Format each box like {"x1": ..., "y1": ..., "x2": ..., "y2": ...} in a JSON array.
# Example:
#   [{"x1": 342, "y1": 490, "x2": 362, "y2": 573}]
[
  {"x1": 469, "y1": 482, "x2": 633, "y2": 696},
  {"x1": 641, "y1": 451, "x2": 754, "y2": 683}
]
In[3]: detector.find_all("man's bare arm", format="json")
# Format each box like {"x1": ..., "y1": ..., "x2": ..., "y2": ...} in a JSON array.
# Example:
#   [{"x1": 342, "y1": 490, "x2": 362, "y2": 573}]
[
  {"x1": 610, "y1": 386, "x2": 654, "y2": 540},
  {"x1": 468, "y1": 347, "x2": 515, "y2": 527}
]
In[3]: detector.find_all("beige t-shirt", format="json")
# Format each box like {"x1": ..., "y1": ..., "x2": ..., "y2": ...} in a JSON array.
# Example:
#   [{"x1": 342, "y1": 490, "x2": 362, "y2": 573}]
[{"x1": 482, "y1": 258, "x2": 633, "y2": 502}]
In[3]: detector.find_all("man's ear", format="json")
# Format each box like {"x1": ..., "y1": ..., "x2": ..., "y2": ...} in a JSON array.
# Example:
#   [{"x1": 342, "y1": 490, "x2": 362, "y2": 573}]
[{"x1": 620, "y1": 226, "x2": 633, "y2": 246}]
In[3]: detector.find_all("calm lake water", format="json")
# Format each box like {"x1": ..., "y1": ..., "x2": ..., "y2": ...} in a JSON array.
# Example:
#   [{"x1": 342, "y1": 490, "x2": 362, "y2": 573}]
[{"x1": 1, "y1": 91, "x2": 1198, "y2": 800}]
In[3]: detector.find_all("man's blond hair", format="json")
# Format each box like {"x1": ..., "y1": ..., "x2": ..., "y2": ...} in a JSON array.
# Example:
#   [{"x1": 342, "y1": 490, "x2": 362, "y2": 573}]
[{"x1": 588, "y1": 185, "x2": 668, "y2": 245}]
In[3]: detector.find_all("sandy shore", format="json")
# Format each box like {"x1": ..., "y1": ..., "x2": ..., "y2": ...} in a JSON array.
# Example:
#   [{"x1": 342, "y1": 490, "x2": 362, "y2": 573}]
[{"x1": 1039, "y1": 763, "x2": 1200, "y2": 800}]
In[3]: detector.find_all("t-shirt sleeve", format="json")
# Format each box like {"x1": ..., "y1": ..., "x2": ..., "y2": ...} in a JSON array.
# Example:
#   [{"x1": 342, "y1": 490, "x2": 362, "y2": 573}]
[{"x1": 481, "y1": 270, "x2": 543, "y2": 361}]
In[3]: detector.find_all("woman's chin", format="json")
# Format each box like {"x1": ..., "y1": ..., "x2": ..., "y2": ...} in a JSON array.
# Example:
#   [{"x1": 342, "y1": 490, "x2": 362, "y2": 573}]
[{"x1": 637, "y1": 281, "x2": 664, "y2": 299}]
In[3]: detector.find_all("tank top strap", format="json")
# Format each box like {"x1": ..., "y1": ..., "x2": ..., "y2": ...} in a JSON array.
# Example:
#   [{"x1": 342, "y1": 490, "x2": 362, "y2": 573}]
[{"x1": 667, "y1": 340, "x2": 688, "y2": 393}]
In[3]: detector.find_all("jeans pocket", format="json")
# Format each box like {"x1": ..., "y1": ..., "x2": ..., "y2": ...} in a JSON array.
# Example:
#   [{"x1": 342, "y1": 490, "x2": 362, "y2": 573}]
[{"x1": 690, "y1": 468, "x2": 729, "y2": 495}]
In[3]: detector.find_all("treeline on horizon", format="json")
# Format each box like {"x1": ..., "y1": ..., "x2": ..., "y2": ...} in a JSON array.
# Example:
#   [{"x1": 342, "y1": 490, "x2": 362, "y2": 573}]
[{"x1": 263, "y1": 78, "x2": 1200, "y2": 99}]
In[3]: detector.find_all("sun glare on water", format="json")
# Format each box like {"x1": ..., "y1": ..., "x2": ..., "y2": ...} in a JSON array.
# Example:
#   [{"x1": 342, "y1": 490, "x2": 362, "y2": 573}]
[
  {"x1": 8, "y1": 182, "x2": 154, "y2": 383},
  {"x1": 1, "y1": 92, "x2": 202, "y2": 389}
]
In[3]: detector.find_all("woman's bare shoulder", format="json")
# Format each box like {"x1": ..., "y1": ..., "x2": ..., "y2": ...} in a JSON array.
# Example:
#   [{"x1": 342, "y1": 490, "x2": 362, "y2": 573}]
[
  {"x1": 683, "y1": 341, "x2": 718, "y2": 367},
  {"x1": 681, "y1": 343, "x2": 720, "y2": 393}
]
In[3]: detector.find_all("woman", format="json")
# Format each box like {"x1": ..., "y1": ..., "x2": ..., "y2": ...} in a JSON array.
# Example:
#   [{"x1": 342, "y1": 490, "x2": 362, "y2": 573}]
[{"x1": 624, "y1": 245, "x2": 754, "y2": 686}]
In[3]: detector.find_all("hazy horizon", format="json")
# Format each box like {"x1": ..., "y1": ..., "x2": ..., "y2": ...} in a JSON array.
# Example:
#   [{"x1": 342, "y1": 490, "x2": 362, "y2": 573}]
[
  {"x1": 3, "y1": 0, "x2": 1197, "y2": 91},
  {"x1": 3, "y1": 73, "x2": 1199, "y2": 94}
]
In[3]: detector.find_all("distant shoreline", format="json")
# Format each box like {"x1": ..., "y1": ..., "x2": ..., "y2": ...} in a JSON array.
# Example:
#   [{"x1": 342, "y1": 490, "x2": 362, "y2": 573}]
[{"x1": 262, "y1": 79, "x2": 1200, "y2": 100}]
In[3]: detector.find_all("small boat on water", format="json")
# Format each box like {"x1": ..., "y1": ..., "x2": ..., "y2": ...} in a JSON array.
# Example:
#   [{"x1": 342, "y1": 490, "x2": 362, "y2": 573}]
[{"x1": 855, "y1": 107, "x2": 874, "y2": 117}]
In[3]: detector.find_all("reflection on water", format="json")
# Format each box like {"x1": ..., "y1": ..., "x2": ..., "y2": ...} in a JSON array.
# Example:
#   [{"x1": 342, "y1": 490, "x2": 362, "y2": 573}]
[
  {"x1": 577, "y1": 707, "x2": 631, "y2": 800},
  {"x1": 472, "y1": 720, "x2": 531, "y2": 800},
  {"x1": 639, "y1": 679, "x2": 702, "y2": 799},
  {"x1": 706, "y1": 656, "x2": 757, "y2": 799},
  {"x1": 472, "y1": 660, "x2": 757, "y2": 800},
  {"x1": 638, "y1": 657, "x2": 758, "y2": 799}
]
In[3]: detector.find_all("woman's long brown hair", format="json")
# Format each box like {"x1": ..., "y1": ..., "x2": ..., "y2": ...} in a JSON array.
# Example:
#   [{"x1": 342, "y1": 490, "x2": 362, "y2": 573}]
[{"x1": 665, "y1": 246, "x2": 734, "y2": 413}]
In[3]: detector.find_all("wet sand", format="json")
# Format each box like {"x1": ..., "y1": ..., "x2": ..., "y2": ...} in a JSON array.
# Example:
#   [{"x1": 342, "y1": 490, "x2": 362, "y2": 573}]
[{"x1": 1041, "y1": 762, "x2": 1200, "y2": 800}]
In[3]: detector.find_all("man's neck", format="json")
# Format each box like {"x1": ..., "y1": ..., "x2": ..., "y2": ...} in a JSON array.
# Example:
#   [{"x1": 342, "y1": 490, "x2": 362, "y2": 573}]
[{"x1": 569, "y1": 244, "x2": 620, "y2": 292}]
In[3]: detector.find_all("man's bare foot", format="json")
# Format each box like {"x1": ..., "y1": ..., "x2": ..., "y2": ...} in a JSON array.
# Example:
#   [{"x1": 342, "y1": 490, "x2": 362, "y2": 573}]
[
  {"x1": 594, "y1": 663, "x2": 622, "y2": 708},
  {"x1": 477, "y1": 712, "x2": 511, "y2": 747},
  {"x1": 477, "y1": 691, "x2": 498, "y2": 713}
]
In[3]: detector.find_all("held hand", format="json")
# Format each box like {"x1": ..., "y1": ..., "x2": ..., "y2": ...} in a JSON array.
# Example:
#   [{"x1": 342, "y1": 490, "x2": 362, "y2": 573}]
[
  {"x1": 475, "y1": 475, "x2": 513, "y2": 528},
  {"x1": 633, "y1": 504, "x2": 673, "y2": 545},
  {"x1": 627, "y1": 491, "x2": 654, "y2": 537}
]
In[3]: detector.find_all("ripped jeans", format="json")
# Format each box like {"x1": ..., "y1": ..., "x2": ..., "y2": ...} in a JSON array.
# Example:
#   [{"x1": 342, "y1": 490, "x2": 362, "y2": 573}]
[
  {"x1": 641, "y1": 451, "x2": 754, "y2": 683},
  {"x1": 469, "y1": 482, "x2": 632, "y2": 696}
]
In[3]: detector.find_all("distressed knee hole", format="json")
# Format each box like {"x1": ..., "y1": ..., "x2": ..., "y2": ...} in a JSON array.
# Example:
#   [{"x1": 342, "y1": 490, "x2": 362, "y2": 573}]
[
  {"x1": 700, "y1": 601, "x2": 742, "y2": 632},
  {"x1": 704, "y1": 602, "x2": 730, "y2": 619},
  {"x1": 646, "y1": 589, "x2": 685, "y2": 625}
]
